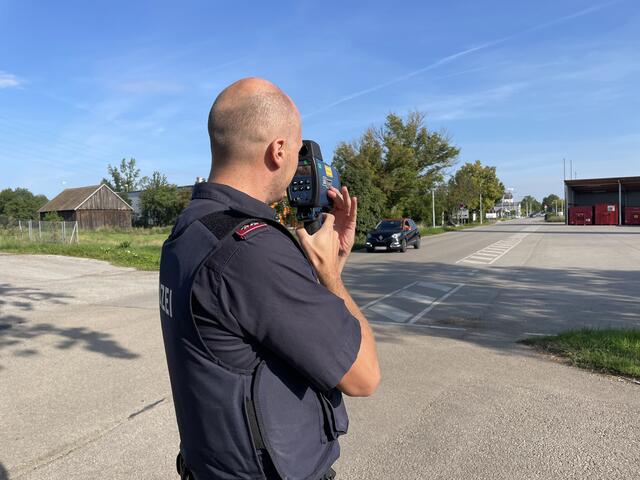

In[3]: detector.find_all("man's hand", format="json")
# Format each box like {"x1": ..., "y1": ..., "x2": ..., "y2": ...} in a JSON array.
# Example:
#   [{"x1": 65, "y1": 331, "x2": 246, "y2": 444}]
[
  {"x1": 296, "y1": 214, "x2": 341, "y2": 289},
  {"x1": 327, "y1": 186, "x2": 357, "y2": 272}
]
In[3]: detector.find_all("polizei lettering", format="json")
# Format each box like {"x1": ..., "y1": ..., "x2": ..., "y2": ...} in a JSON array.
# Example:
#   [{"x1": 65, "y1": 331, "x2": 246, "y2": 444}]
[{"x1": 160, "y1": 283, "x2": 173, "y2": 318}]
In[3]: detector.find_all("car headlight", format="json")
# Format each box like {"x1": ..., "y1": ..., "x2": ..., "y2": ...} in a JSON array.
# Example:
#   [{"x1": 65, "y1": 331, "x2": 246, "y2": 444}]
[{"x1": 391, "y1": 233, "x2": 400, "y2": 240}]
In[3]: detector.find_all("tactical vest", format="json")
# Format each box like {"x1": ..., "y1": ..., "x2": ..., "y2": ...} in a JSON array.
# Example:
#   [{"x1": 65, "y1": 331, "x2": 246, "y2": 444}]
[{"x1": 159, "y1": 205, "x2": 349, "y2": 480}]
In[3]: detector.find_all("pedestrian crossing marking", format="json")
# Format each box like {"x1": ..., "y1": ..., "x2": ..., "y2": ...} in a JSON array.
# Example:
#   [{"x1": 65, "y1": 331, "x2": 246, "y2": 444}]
[
  {"x1": 369, "y1": 303, "x2": 413, "y2": 323},
  {"x1": 396, "y1": 290, "x2": 436, "y2": 304},
  {"x1": 416, "y1": 281, "x2": 451, "y2": 292},
  {"x1": 456, "y1": 226, "x2": 540, "y2": 265},
  {"x1": 363, "y1": 279, "x2": 465, "y2": 326}
]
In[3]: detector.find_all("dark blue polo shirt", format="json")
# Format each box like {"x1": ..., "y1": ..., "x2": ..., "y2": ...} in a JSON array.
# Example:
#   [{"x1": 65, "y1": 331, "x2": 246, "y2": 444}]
[{"x1": 185, "y1": 182, "x2": 361, "y2": 392}]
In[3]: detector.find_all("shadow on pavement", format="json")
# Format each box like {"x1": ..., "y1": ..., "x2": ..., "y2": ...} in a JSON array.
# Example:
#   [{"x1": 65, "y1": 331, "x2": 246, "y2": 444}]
[
  {"x1": 343, "y1": 258, "x2": 640, "y2": 352},
  {"x1": 0, "y1": 283, "x2": 139, "y2": 362}
]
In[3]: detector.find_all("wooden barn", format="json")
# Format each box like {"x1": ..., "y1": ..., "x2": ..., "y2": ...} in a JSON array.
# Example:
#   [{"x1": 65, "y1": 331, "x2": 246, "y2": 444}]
[{"x1": 38, "y1": 184, "x2": 133, "y2": 229}]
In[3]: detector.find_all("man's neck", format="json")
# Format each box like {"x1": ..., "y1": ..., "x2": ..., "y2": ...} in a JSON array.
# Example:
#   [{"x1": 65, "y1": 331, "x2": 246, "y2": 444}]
[{"x1": 209, "y1": 170, "x2": 271, "y2": 204}]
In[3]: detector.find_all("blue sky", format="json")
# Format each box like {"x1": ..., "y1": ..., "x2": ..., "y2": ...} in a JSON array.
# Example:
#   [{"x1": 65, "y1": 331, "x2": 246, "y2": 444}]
[{"x1": 1, "y1": 0, "x2": 638, "y2": 201}]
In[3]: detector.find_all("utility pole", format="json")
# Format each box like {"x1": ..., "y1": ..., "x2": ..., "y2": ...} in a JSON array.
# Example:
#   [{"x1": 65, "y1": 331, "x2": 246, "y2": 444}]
[
  {"x1": 480, "y1": 191, "x2": 483, "y2": 224},
  {"x1": 432, "y1": 189, "x2": 436, "y2": 228},
  {"x1": 570, "y1": 159, "x2": 573, "y2": 179}
]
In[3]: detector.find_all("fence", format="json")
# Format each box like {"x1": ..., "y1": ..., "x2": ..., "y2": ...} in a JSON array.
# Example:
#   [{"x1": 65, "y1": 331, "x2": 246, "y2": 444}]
[{"x1": 0, "y1": 218, "x2": 79, "y2": 244}]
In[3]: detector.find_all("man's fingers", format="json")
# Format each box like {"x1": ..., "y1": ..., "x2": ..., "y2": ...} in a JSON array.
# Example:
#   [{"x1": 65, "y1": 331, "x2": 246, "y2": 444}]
[
  {"x1": 328, "y1": 187, "x2": 345, "y2": 210},
  {"x1": 341, "y1": 186, "x2": 351, "y2": 215},
  {"x1": 350, "y1": 196, "x2": 358, "y2": 219}
]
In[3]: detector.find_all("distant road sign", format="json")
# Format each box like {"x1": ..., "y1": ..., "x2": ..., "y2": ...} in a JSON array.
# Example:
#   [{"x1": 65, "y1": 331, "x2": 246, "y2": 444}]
[{"x1": 458, "y1": 208, "x2": 469, "y2": 219}]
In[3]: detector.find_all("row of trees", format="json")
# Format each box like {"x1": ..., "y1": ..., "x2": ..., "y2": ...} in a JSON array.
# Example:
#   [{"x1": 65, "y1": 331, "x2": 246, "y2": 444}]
[
  {"x1": 333, "y1": 112, "x2": 505, "y2": 239},
  {"x1": 0, "y1": 188, "x2": 48, "y2": 221},
  {"x1": 521, "y1": 194, "x2": 565, "y2": 216}
]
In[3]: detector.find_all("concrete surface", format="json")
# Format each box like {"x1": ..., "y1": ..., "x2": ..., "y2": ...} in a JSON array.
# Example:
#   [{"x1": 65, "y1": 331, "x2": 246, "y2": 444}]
[{"x1": 1, "y1": 218, "x2": 639, "y2": 479}]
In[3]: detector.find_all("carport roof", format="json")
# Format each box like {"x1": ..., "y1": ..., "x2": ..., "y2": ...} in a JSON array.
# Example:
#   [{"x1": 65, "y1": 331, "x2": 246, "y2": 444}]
[{"x1": 565, "y1": 176, "x2": 640, "y2": 193}]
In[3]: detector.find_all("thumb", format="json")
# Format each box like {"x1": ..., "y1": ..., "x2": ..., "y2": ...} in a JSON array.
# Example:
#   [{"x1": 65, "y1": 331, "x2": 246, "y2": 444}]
[
  {"x1": 321, "y1": 213, "x2": 335, "y2": 231},
  {"x1": 295, "y1": 225, "x2": 309, "y2": 243}
]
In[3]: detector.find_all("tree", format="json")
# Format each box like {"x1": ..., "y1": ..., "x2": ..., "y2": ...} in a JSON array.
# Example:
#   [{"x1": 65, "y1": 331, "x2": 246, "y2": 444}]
[
  {"x1": 377, "y1": 112, "x2": 459, "y2": 220},
  {"x1": 0, "y1": 188, "x2": 48, "y2": 220},
  {"x1": 541, "y1": 194, "x2": 564, "y2": 213},
  {"x1": 139, "y1": 171, "x2": 182, "y2": 226},
  {"x1": 447, "y1": 160, "x2": 504, "y2": 218},
  {"x1": 520, "y1": 195, "x2": 542, "y2": 216},
  {"x1": 333, "y1": 133, "x2": 386, "y2": 240},
  {"x1": 102, "y1": 158, "x2": 141, "y2": 204},
  {"x1": 332, "y1": 112, "x2": 460, "y2": 237}
]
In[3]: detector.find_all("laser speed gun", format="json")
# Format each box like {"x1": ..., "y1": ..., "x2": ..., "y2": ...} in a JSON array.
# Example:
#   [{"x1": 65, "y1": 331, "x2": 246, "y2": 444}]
[{"x1": 287, "y1": 140, "x2": 341, "y2": 234}]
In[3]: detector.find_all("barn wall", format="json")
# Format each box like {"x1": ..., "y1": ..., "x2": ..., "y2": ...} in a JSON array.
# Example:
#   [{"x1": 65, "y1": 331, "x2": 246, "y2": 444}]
[
  {"x1": 76, "y1": 210, "x2": 132, "y2": 230},
  {"x1": 79, "y1": 186, "x2": 130, "y2": 210}
]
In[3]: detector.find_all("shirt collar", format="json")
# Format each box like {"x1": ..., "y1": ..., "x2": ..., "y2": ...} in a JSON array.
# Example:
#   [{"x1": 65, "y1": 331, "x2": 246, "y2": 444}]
[{"x1": 191, "y1": 182, "x2": 277, "y2": 220}]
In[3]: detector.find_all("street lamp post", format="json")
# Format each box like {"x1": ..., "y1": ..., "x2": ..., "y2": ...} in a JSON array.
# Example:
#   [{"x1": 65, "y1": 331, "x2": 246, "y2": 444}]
[{"x1": 432, "y1": 189, "x2": 436, "y2": 228}]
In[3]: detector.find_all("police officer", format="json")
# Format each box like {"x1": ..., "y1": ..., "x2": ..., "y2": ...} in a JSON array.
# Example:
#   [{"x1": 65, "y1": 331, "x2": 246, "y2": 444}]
[{"x1": 159, "y1": 77, "x2": 380, "y2": 480}]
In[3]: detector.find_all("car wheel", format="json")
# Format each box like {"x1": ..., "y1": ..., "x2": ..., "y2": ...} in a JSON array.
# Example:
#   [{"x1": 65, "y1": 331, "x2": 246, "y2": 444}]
[
  {"x1": 400, "y1": 239, "x2": 407, "y2": 253},
  {"x1": 414, "y1": 237, "x2": 421, "y2": 249}
]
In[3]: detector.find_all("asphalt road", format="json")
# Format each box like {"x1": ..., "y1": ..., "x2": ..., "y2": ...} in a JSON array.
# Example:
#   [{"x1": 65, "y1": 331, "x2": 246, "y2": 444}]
[{"x1": 1, "y1": 218, "x2": 639, "y2": 479}]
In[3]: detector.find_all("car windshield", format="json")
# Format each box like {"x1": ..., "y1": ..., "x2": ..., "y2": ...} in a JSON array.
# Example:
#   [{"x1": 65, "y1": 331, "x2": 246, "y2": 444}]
[{"x1": 376, "y1": 220, "x2": 402, "y2": 229}]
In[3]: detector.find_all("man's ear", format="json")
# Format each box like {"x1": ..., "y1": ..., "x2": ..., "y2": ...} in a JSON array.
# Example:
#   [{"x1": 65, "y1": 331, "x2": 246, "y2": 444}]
[{"x1": 265, "y1": 138, "x2": 286, "y2": 172}]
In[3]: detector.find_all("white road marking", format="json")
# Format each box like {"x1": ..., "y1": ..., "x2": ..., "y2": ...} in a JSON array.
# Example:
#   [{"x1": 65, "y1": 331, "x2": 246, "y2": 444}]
[
  {"x1": 369, "y1": 320, "x2": 467, "y2": 331},
  {"x1": 523, "y1": 332, "x2": 550, "y2": 336},
  {"x1": 408, "y1": 284, "x2": 465, "y2": 324},
  {"x1": 422, "y1": 324, "x2": 467, "y2": 331},
  {"x1": 369, "y1": 303, "x2": 413, "y2": 323},
  {"x1": 456, "y1": 226, "x2": 540, "y2": 265},
  {"x1": 360, "y1": 281, "x2": 418, "y2": 309},
  {"x1": 396, "y1": 290, "x2": 436, "y2": 304},
  {"x1": 416, "y1": 281, "x2": 451, "y2": 292}
]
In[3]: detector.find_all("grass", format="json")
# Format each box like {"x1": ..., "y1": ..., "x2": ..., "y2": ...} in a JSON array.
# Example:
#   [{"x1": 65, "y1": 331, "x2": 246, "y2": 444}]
[
  {"x1": 545, "y1": 214, "x2": 565, "y2": 223},
  {"x1": 0, "y1": 226, "x2": 170, "y2": 270},
  {"x1": 522, "y1": 329, "x2": 640, "y2": 379}
]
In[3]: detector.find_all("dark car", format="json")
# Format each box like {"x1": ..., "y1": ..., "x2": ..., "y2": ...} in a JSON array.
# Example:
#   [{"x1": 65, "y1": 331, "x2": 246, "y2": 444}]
[{"x1": 365, "y1": 218, "x2": 421, "y2": 253}]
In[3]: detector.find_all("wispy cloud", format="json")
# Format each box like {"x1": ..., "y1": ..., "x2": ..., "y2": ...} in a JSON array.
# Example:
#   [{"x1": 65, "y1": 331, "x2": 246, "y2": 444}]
[
  {"x1": 303, "y1": 0, "x2": 623, "y2": 118},
  {"x1": 420, "y1": 83, "x2": 528, "y2": 121},
  {"x1": 0, "y1": 71, "x2": 22, "y2": 88}
]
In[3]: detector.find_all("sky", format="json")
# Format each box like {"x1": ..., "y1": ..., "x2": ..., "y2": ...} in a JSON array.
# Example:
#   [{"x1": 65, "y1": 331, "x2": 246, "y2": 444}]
[{"x1": 1, "y1": 0, "x2": 639, "y2": 201}]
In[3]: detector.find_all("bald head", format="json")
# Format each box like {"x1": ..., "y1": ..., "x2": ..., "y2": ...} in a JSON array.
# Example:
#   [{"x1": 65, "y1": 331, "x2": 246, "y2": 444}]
[{"x1": 208, "y1": 78, "x2": 300, "y2": 168}]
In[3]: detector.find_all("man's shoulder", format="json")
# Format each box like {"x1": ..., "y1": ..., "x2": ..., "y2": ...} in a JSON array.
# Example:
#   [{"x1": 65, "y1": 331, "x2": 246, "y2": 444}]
[{"x1": 232, "y1": 221, "x2": 301, "y2": 258}]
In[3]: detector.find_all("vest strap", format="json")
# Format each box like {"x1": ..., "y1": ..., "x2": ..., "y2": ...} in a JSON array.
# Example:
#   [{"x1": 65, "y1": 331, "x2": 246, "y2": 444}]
[{"x1": 195, "y1": 209, "x2": 277, "y2": 466}]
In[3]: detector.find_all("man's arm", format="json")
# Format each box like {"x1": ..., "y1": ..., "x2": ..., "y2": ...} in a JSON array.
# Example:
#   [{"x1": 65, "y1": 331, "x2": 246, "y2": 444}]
[{"x1": 296, "y1": 212, "x2": 380, "y2": 397}]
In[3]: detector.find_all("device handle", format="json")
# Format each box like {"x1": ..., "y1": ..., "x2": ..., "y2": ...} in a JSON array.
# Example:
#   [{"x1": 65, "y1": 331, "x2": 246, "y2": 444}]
[{"x1": 304, "y1": 217, "x2": 322, "y2": 235}]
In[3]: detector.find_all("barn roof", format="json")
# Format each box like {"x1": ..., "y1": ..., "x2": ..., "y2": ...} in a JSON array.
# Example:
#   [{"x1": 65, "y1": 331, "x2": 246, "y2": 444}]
[{"x1": 38, "y1": 184, "x2": 133, "y2": 213}]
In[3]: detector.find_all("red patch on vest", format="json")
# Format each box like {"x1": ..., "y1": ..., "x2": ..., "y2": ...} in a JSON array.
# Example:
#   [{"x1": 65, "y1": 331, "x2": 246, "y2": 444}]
[{"x1": 234, "y1": 221, "x2": 268, "y2": 239}]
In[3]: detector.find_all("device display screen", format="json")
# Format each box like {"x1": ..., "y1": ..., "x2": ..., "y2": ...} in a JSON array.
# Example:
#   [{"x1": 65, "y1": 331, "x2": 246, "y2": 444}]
[{"x1": 296, "y1": 164, "x2": 312, "y2": 176}]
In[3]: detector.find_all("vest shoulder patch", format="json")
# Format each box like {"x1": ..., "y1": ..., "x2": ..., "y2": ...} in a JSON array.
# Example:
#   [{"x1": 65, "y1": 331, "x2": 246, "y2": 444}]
[{"x1": 234, "y1": 221, "x2": 269, "y2": 240}]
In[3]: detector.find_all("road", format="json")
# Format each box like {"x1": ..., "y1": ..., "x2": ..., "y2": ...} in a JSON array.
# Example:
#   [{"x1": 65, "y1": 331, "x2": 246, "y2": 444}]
[{"x1": 1, "y1": 219, "x2": 639, "y2": 479}]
